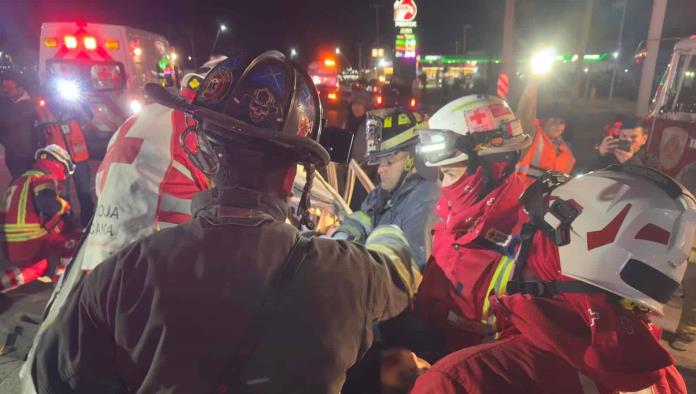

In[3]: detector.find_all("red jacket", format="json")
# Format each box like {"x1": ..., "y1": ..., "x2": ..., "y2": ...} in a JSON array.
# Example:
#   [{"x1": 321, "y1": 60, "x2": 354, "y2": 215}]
[
  {"x1": 415, "y1": 166, "x2": 528, "y2": 351},
  {"x1": 412, "y1": 233, "x2": 686, "y2": 394}
]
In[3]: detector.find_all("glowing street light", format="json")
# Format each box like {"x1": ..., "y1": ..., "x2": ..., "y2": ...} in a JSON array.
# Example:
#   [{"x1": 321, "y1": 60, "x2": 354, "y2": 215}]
[
  {"x1": 290, "y1": 48, "x2": 298, "y2": 58},
  {"x1": 211, "y1": 23, "x2": 229, "y2": 57},
  {"x1": 335, "y1": 47, "x2": 341, "y2": 55},
  {"x1": 219, "y1": 24, "x2": 227, "y2": 32},
  {"x1": 530, "y1": 47, "x2": 556, "y2": 76}
]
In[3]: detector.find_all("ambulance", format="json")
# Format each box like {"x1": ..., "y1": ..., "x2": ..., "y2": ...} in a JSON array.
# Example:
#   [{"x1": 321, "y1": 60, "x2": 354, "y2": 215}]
[
  {"x1": 39, "y1": 22, "x2": 178, "y2": 156},
  {"x1": 647, "y1": 35, "x2": 696, "y2": 185}
]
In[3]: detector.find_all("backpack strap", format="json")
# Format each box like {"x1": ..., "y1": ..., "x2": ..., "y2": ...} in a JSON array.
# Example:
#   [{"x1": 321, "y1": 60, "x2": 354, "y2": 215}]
[{"x1": 215, "y1": 235, "x2": 312, "y2": 393}]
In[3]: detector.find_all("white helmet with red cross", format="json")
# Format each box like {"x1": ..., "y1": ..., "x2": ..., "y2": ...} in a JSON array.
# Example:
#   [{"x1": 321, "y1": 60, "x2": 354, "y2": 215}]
[
  {"x1": 544, "y1": 166, "x2": 696, "y2": 314},
  {"x1": 417, "y1": 95, "x2": 530, "y2": 166}
]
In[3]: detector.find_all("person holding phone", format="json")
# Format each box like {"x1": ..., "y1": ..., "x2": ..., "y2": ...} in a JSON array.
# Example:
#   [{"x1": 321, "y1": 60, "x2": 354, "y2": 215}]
[{"x1": 592, "y1": 117, "x2": 659, "y2": 170}]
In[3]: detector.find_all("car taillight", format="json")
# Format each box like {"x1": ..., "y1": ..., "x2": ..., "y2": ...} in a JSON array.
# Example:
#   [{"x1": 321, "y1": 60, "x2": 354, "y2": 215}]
[
  {"x1": 64, "y1": 35, "x2": 78, "y2": 49},
  {"x1": 409, "y1": 97, "x2": 417, "y2": 109},
  {"x1": 328, "y1": 92, "x2": 338, "y2": 101},
  {"x1": 376, "y1": 95, "x2": 383, "y2": 105},
  {"x1": 84, "y1": 36, "x2": 97, "y2": 50}
]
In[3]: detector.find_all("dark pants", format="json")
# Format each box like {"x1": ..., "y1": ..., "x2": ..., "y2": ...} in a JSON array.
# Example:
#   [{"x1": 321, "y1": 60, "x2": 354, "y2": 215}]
[
  {"x1": 63, "y1": 161, "x2": 94, "y2": 227},
  {"x1": 5, "y1": 153, "x2": 34, "y2": 180}
]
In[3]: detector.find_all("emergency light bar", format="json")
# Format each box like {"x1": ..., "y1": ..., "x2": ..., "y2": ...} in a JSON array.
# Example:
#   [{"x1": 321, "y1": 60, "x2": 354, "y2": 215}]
[
  {"x1": 84, "y1": 36, "x2": 97, "y2": 50},
  {"x1": 44, "y1": 37, "x2": 58, "y2": 47},
  {"x1": 64, "y1": 35, "x2": 78, "y2": 49}
]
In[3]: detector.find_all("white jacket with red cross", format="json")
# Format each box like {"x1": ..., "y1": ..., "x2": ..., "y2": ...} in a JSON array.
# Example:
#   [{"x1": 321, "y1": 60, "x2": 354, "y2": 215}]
[{"x1": 82, "y1": 102, "x2": 209, "y2": 270}]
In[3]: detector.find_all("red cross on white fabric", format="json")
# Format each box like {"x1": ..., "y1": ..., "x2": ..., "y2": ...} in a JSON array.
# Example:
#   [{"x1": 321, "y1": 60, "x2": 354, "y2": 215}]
[
  {"x1": 469, "y1": 109, "x2": 488, "y2": 125},
  {"x1": 96, "y1": 119, "x2": 144, "y2": 193}
]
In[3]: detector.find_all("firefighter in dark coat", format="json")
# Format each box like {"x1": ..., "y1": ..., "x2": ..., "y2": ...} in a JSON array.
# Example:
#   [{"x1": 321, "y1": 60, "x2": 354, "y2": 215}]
[{"x1": 31, "y1": 51, "x2": 420, "y2": 393}]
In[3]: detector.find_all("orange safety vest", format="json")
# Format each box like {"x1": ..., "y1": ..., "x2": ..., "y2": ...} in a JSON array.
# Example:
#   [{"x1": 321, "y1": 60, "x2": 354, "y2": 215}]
[
  {"x1": 516, "y1": 121, "x2": 576, "y2": 180},
  {"x1": 0, "y1": 169, "x2": 69, "y2": 260},
  {"x1": 35, "y1": 104, "x2": 90, "y2": 162}
]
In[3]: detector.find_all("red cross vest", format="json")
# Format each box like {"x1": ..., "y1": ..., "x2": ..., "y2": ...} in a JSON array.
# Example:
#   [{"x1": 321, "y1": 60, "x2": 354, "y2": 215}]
[{"x1": 35, "y1": 103, "x2": 90, "y2": 163}]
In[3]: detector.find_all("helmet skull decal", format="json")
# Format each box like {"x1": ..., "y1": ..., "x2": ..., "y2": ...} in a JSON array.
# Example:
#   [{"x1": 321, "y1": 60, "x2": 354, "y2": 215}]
[
  {"x1": 198, "y1": 67, "x2": 233, "y2": 105},
  {"x1": 244, "y1": 87, "x2": 283, "y2": 125}
]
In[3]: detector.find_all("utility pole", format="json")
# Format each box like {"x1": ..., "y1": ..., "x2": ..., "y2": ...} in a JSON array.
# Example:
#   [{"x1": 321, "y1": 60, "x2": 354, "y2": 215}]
[
  {"x1": 608, "y1": 0, "x2": 629, "y2": 100},
  {"x1": 636, "y1": 0, "x2": 668, "y2": 116},
  {"x1": 370, "y1": 3, "x2": 384, "y2": 46},
  {"x1": 462, "y1": 25, "x2": 471, "y2": 54},
  {"x1": 573, "y1": 0, "x2": 595, "y2": 98},
  {"x1": 189, "y1": 30, "x2": 198, "y2": 67},
  {"x1": 358, "y1": 43, "x2": 363, "y2": 75},
  {"x1": 501, "y1": 0, "x2": 516, "y2": 78}
]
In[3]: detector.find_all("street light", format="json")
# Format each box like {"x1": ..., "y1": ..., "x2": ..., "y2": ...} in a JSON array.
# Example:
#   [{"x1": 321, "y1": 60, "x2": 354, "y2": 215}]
[
  {"x1": 220, "y1": 24, "x2": 227, "y2": 32},
  {"x1": 290, "y1": 48, "x2": 298, "y2": 58},
  {"x1": 530, "y1": 48, "x2": 556, "y2": 76},
  {"x1": 335, "y1": 47, "x2": 341, "y2": 55}
]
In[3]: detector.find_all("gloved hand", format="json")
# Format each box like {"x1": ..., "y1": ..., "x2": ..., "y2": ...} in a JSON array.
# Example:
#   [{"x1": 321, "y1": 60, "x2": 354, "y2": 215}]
[{"x1": 333, "y1": 211, "x2": 373, "y2": 243}]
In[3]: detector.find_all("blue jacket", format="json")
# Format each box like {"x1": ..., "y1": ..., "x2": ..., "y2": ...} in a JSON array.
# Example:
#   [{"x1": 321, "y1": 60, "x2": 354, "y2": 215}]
[{"x1": 359, "y1": 174, "x2": 439, "y2": 268}]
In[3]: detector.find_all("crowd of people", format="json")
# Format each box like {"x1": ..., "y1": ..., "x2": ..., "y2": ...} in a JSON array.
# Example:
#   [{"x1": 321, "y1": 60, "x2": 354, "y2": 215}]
[{"x1": 0, "y1": 50, "x2": 694, "y2": 394}]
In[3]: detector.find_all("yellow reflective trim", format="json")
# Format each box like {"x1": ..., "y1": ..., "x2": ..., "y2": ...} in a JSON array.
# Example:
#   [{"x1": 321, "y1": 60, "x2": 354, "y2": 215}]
[
  {"x1": 16, "y1": 171, "x2": 44, "y2": 225},
  {"x1": 369, "y1": 225, "x2": 409, "y2": 246},
  {"x1": 384, "y1": 116, "x2": 393, "y2": 128},
  {"x1": 481, "y1": 256, "x2": 516, "y2": 322},
  {"x1": 450, "y1": 98, "x2": 489, "y2": 113},
  {"x1": 397, "y1": 113, "x2": 412, "y2": 126},
  {"x1": 33, "y1": 183, "x2": 55, "y2": 194},
  {"x1": 366, "y1": 243, "x2": 418, "y2": 299},
  {"x1": 380, "y1": 125, "x2": 419, "y2": 151}
]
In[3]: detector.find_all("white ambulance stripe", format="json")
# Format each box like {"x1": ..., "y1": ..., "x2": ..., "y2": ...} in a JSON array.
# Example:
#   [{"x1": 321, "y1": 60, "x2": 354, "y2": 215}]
[
  {"x1": 159, "y1": 193, "x2": 192, "y2": 216},
  {"x1": 171, "y1": 159, "x2": 194, "y2": 182}
]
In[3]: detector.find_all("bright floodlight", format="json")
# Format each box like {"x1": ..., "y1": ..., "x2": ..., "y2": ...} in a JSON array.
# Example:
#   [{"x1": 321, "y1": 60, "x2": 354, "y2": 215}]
[
  {"x1": 530, "y1": 48, "x2": 556, "y2": 76},
  {"x1": 56, "y1": 79, "x2": 80, "y2": 101},
  {"x1": 130, "y1": 99, "x2": 143, "y2": 114},
  {"x1": 290, "y1": 48, "x2": 298, "y2": 57},
  {"x1": 220, "y1": 24, "x2": 227, "y2": 32},
  {"x1": 335, "y1": 47, "x2": 341, "y2": 55}
]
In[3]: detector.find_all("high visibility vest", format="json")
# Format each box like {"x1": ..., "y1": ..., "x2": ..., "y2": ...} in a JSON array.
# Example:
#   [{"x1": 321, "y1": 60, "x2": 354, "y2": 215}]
[
  {"x1": 35, "y1": 104, "x2": 90, "y2": 162},
  {"x1": 0, "y1": 170, "x2": 68, "y2": 245},
  {"x1": 516, "y1": 122, "x2": 576, "y2": 180}
]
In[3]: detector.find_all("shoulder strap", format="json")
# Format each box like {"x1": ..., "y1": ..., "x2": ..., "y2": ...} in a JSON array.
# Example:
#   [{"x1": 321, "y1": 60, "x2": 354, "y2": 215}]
[{"x1": 215, "y1": 235, "x2": 312, "y2": 393}]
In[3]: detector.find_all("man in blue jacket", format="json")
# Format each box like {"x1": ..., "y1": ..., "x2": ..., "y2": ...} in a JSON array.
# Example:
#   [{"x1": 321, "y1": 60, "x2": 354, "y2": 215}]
[{"x1": 335, "y1": 107, "x2": 439, "y2": 269}]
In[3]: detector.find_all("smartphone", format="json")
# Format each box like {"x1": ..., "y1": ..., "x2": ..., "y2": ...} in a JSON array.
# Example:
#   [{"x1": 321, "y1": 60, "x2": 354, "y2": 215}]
[{"x1": 615, "y1": 139, "x2": 631, "y2": 152}]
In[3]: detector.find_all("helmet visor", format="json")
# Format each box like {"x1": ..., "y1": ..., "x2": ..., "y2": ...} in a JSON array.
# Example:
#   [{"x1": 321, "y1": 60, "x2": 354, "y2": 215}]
[{"x1": 416, "y1": 129, "x2": 461, "y2": 165}]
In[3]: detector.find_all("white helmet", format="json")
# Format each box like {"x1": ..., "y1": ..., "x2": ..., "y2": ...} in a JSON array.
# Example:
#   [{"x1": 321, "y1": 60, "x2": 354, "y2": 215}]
[
  {"x1": 180, "y1": 56, "x2": 227, "y2": 100},
  {"x1": 417, "y1": 95, "x2": 530, "y2": 166},
  {"x1": 35, "y1": 144, "x2": 75, "y2": 174},
  {"x1": 540, "y1": 166, "x2": 696, "y2": 314}
]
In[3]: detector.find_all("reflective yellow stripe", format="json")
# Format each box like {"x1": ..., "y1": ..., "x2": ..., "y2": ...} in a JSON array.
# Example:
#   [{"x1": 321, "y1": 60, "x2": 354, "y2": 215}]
[
  {"x1": 481, "y1": 256, "x2": 516, "y2": 323},
  {"x1": 370, "y1": 225, "x2": 409, "y2": 246},
  {"x1": 384, "y1": 116, "x2": 393, "y2": 128},
  {"x1": 33, "y1": 183, "x2": 55, "y2": 194},
  {"x1": 16, "y1": 171, "x2": 44, "y2": 225},
  {"x1": 366, "y1": 243, "x2": 419, "y2": 299},
  {"x1": 380, "y1": 125, "x2": 420, "y2": 151}
]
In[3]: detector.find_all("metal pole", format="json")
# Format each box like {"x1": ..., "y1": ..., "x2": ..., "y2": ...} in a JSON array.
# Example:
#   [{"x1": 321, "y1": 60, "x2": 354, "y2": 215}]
[
  {"x1": 189, "y1": 31, "x2": 198, "y2": 67},
  {"x1": 608, "y1": 0, "x2": 628, "y2": 100},
  {"x1": 210, "y1": 29, "x2": 221, "y2": 58},
  {"x1": 501, "y1": 0, "x2": 516, "y2": 78},
  {"x1": 370, "y1": 3, "x2": 383, "y2": 45},
  {"x1": 636, "y1": 0, "x2": 668, "y2": 117},
  {"x1": 572, "y1": 0, "x2": 595, "y2": 98}
]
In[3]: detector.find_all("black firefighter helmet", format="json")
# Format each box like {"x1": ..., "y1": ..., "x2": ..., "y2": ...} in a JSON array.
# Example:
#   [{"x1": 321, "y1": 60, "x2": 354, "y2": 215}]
[
  {"x1": 365, "y1": 107, "x2": 425, "y2": 165},
  {"x1": 145, "y1": 50, "x2": 330, "y2": 171}
]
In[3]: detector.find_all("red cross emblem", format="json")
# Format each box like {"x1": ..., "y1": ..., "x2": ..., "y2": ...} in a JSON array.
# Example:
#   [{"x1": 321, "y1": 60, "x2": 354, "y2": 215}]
[
  {"x1": 96, "y1": 118, "x2": 144, "y2": 193},
  {"x1": 469, "y1": 109, "x2": 487, "y2": 124},
  {"x1": 465, "y1": 108, "x2": 494, "y2": 132}
]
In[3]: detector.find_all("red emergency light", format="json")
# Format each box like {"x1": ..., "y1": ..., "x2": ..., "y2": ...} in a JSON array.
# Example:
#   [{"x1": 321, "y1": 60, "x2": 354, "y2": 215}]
[
  {"x1": 324, "y1": 58, "x2": 336, "y2": 67},
  {"x1": 327, "y1": 92, "x2": 338, "y2": 101},
  {"x1": 409, "y1": 97, "x2": 417, "y2": 109},
  {"x1": 64, "y1": 35, "x2": 78, "y2": 49},
  {"x1": 376, "y1": 95, "x2": 383, "y2": 105},
  {"x1": 84, "y1": 36, "x2": 97, "y2": 50}
]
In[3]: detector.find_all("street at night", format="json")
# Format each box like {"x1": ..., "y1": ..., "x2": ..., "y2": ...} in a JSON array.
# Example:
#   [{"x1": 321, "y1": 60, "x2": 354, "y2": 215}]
[{"x1": 0, "y1": 0, "x2": 695, "y2": 393}]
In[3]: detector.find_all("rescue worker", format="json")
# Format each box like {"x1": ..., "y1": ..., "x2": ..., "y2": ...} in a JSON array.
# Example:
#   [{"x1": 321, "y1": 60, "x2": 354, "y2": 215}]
[
  {"x1": 515, "y1": 78, "x2": 576, "y2": 182},
  {"x1": 18, "y1": 61, "x2": 219, "y2": 393},
  {"x1": 334, "y1": 107, "x2": 439, "y2": 268},
  {"x1": 0, "y1": 72, "x2": 39, "y2": 178},
  {"x1": 31, "y1": 51, "x2": 420, "y2": 393},
  {"x1": 35, "y1": 97, "x2": 94, "y2": 226},
  {"x1": 0, "y1": 145, "x2": 79, "y2": 292},
  {"x1": 413, "y1": 95, "x2": 532, "y2": 353},
  {"x1": 411, "y1": 166, "x2": 695, "y2": 393}
]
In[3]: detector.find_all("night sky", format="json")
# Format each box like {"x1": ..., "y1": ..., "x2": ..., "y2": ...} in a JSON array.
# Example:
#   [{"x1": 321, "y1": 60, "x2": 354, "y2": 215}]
[{"x1": 1, "y1": 0, "x2": 695, "y2": 68}]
